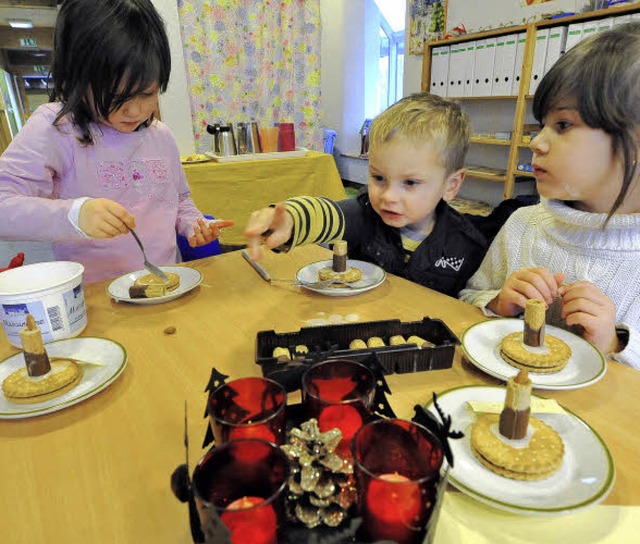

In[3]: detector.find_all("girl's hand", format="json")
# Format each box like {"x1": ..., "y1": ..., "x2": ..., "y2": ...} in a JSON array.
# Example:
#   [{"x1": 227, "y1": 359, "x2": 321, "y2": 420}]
[
  {"x1": 188, "y1": 218, "x2": 235, "y2": 247},
  {"x1": 243, "y1": 203, "x2": 294, "y2": 261},
  {"x1": 79, "y1": 198, "x2": 135, "y2": 238},
  {"x1": 487, "y1": 268, "x2": 565, "y2": 317},
  {"x1": 559, "y1": 281, "x2": 618, "y2": 354}
]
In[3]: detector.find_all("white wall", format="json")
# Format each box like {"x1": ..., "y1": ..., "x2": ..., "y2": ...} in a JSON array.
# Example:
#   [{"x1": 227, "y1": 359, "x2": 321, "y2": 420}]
[
  {"x1": 320, "y1": 0, "x2": 369, "y2": 159},
  {"x1": 152, "y1": 0, "x2": 196, "y2": 156}
]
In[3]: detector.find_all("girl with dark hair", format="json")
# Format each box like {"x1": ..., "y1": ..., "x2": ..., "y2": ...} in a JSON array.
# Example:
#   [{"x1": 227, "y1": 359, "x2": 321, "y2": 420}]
[
  {"x1": 460, "y1": 22, "x2": 640, "y2": 368},
  {"x1": 0, "y1": 0, "x2": 232, "y2": 283}
]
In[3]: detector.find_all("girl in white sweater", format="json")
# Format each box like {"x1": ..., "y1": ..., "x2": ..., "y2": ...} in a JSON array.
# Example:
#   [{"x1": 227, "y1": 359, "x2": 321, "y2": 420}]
[{"x1": 459, "y1": 22, "x2": 640, "y2": 369}]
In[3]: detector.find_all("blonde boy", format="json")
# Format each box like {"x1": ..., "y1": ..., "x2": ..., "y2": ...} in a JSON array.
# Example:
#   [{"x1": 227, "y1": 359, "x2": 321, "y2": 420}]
[{"x1": 244, "y1": 93, "x2": 488, "y2": 297}]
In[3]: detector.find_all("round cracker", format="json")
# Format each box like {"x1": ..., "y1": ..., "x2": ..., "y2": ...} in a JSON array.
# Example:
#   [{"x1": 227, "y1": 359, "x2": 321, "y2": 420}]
[
  {"x1": 500, "y1": 331, "x2": 571, "y2": 370},
  {"x1": 2, "y1": 360, "x2": 83, "y2": 404},
  {"x1": 471, "y1": 413, "x2": 564, "y2": 480},
  {"x1": 471, "y1": 444, "x2": 561, "y2": 481},
  {"x1": 134, "y1": 272, "x2": 180, "y2": 292},
  {"x1": 318, "y1": 266, "x2": 363, "y2": 284},
  {"x1": 500, "y1": 350, "x2": 569, "y2": 374},
  {"x1": 4, "y1": 371, "x2": 83, "y2": 404}
]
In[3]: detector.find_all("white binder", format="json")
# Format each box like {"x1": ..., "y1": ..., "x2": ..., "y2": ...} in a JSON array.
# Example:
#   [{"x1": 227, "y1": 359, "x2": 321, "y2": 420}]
[
  {"x1": 511, "y1": 33, "x2": 527, "y2": 96},
  {"x1": 493, "y1": 33, "x2": 518, "y2": 96},
  {"x1": 612, "y1": 15, "x2": 631, "y2": 26},
  {"x1": 463, "y1": 40, "x2": 476, "y2": 97},
  {"x1": 474, "y1": 37, "x2": 496, "y2": 97},
  {"x1": 430, "y1": 46, "x2": 450, "y2": 97},
  {"x1": 597, "y1": 17, "x2": 613, "y2": 34},
  {"x1": 565, "y1": 23, "x2": 583, "y2": 51},
  {"x1": 544, "y1": 27, "x2": 567, "y2": 75},
  {"x1": 529, "y1": 28, "x2": 549, "y2": 95},
  {"x1": 581, "y1": 20, "x2": 598, "y2": 42},
  {"x1": 447, "y1": 42, "x2": 465, "y2": 97}
]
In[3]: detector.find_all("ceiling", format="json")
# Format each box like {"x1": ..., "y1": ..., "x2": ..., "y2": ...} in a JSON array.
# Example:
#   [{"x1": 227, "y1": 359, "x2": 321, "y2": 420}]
[{"x1": 0, "y1": 1, "x2": 59, "y2": 80}]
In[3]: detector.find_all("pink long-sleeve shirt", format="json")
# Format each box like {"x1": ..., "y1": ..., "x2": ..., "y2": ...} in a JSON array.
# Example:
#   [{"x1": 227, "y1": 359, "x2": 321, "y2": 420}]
[{"x1": 0, "y1": 103, "x2": 205, "y2": 283}]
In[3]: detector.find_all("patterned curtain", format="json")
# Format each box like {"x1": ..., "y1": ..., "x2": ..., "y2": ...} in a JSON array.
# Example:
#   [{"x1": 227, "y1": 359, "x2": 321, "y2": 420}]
[{"x1": 177, "y1": 0, "x2": 323, "y2": 153}]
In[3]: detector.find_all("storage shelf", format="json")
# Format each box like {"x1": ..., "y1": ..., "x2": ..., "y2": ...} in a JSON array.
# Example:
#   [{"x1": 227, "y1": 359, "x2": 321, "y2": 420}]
[
  {"x1": 448, "y1": 95, "x2": 517, "y2": 101},
  {"x1": 470, "y1": 136, "x2": 511, "y2": 146},
  {"x1": 465, "y1": 167, "x2": 507, "y2": 183},
  {"x1": 421, "y1": 2, "x2": 640, "y2": 201}
]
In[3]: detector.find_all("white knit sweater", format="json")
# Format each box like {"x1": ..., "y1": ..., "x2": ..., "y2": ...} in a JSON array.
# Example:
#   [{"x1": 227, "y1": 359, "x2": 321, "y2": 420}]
[{"x1": 459, "y1": 199, "x2": 640, "y2": 369}]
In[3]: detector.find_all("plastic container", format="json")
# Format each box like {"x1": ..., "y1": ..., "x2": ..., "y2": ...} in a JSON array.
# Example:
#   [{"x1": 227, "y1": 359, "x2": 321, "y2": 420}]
[
  {"x1": 255, "y1": 317, "x2": 459, "y2": 391},
  {"x1": 0, "y1": 261, "x2": 87, "y2": 348}
]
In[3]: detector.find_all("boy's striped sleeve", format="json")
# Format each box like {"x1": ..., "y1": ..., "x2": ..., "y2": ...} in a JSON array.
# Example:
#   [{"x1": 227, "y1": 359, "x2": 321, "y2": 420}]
[{"x1": 283, "y1": 196, "x2": 345, "y2": 250}]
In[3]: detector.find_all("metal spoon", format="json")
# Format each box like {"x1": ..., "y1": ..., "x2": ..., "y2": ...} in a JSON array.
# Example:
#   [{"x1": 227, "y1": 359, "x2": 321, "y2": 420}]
[{"x1": 128, "y1": 227, "x2": 169, "y2": 282}]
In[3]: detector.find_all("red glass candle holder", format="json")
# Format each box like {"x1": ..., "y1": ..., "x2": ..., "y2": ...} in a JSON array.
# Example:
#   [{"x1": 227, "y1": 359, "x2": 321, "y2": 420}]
[
  {"x1": 351, "y1": 419, "x2": 444, "y2": 544},
  {"x1": 301, "y1": 359, "x2": 375, "y2": 456},
  {"x1": 278, "y1": 122, "x2": 296, "y2": 151},
  {"x1": 208, "y1": 377, "x2": 287, "y2": 446},
  {"x1": 192, "y1": 438, "x2": 290, "y2": 544}
]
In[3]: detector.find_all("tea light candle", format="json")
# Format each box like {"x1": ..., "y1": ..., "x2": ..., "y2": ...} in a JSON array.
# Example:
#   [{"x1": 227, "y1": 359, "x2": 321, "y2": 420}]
[
  {"x1": 221, "y1": 496, "x2": 277, "y2": 544},
  {"x1": 365, "y1": 472, "x2": 422, "y2": 544}
]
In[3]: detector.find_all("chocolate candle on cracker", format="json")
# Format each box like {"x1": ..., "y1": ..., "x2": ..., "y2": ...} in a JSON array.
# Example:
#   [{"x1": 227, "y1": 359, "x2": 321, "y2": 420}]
[
  {"x1": 332, "y1": 240, "x2": 347, "y2": 272},
  {"x1": 499, "y1": 369, "x2": 532, "y2": 440},
  {"x1": 19, "y1": 314, "x2": 51, "y2": 377},
  {"x1": 523, "y1": 298, "x2": 546, "y2": 347}
]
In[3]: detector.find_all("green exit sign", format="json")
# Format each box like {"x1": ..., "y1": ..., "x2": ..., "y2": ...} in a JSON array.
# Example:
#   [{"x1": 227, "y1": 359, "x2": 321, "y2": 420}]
[
  {"x1": 20, "y1": 38, "x2": 37, "y2": 47},
  {"x1": 33, "y1": 65, "x2": 48, "y2": 73}
]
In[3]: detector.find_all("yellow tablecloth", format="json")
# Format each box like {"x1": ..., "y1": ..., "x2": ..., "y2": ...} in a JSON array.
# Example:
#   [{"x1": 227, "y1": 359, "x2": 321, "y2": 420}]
[
  {"x1": 182, "y1": 151, "x2": 347, "y2": 246},
  {"x1": 435, "y1": 494, "x2": 639, "y2": 543}
]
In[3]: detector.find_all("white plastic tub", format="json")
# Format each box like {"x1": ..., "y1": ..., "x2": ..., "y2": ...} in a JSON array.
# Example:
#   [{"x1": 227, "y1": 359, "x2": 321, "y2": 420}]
[{"x1": 0, "y1": 261, "x2": 87, "y2": 348}]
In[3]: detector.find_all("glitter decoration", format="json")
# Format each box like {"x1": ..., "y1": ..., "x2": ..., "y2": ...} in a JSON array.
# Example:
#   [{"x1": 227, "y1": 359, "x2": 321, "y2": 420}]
[{"x1": 280, "y1": 419, "x2": 356, "y2": 528}]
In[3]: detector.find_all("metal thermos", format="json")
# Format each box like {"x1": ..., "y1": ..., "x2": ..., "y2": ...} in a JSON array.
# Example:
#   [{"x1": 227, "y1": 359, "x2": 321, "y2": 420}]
[
  {"x1": 236, "y1": 122, "x2": 249, "y2": 154},
  {"x1": 206, "y1": 123, "x2": 220, "y2": 153},
  {"x1": 216, "y1": 125, "x2": 236, "y2": 156}
]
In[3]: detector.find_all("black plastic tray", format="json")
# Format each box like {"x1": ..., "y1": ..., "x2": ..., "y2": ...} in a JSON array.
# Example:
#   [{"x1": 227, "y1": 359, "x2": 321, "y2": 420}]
[{"x1": 255, "y1": 317, "x2": 459, "y2": 388}]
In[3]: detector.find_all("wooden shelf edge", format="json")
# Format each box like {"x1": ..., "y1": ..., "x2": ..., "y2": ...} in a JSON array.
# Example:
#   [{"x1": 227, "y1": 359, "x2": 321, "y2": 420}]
[
  {"x1": 470, "y1": 137, "x2": 512, "y2": 146},
  {"x1": 465, "y1": 168, "x2": 507, "y2": 183},
  {"x1": 448, "y1": 95, "x2": 517, "y2": 101},
  {"x1": 425, "y1": 4, "x2": 640, "y2": 49}
]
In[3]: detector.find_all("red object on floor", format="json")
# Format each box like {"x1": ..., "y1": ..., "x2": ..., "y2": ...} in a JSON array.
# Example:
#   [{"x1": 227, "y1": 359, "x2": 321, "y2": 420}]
[{"x1": 0, "y1": 252, "x2": 25, "y2": 272}]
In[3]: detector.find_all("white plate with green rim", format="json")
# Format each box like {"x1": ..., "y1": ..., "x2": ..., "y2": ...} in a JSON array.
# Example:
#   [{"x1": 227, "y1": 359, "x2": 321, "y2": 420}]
[
  {"x1": 461, "y1": 319, "x2": 606, "y2": 390},
  {"x1": 295, "y1": 259, "x2": 386, "y2": 297},
  {"x1": 426, "y1": 385, "x2": 615, "y2": 516},
  {"x1": 107, "y1": 266, "x2": 202, "y2": 305},
  {"x1": 0, "y1": 337, "x2": 127, "y2": 419}
]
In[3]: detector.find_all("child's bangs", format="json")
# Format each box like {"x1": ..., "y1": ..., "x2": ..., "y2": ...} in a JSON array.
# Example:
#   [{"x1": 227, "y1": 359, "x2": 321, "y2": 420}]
[{"x1": 108, "y1": 49, "x2": 166, "y2": 112}]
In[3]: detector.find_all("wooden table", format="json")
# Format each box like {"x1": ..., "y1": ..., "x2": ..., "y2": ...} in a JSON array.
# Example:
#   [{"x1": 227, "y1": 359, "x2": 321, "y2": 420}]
[
  {"x1": 182, "y1": 151, "x2": 347, "y2": 246},
  {"x1": 0, "y1": 246, "x2": 638, "y2": 544}
]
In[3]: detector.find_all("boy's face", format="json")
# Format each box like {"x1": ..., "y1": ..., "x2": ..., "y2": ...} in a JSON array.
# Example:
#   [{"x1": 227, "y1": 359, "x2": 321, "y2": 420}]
[{"x1": 367, "y1": 137, "x2": 463, "y2": 236}]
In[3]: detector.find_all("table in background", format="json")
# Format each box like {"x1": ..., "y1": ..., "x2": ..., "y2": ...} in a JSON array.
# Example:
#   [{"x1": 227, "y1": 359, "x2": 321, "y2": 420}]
[
  {"x1": 183, "y1": 151, "x2": 347, "y2": 246},
  {"x1": 0, "y1": 246, "x2": 639, "y2": 543}
]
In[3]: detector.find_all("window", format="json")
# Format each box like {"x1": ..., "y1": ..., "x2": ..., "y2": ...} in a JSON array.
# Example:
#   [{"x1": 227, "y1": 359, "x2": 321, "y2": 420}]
[{"x1": 374, "y1": 0, "x2": 405, "y2": 114}]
